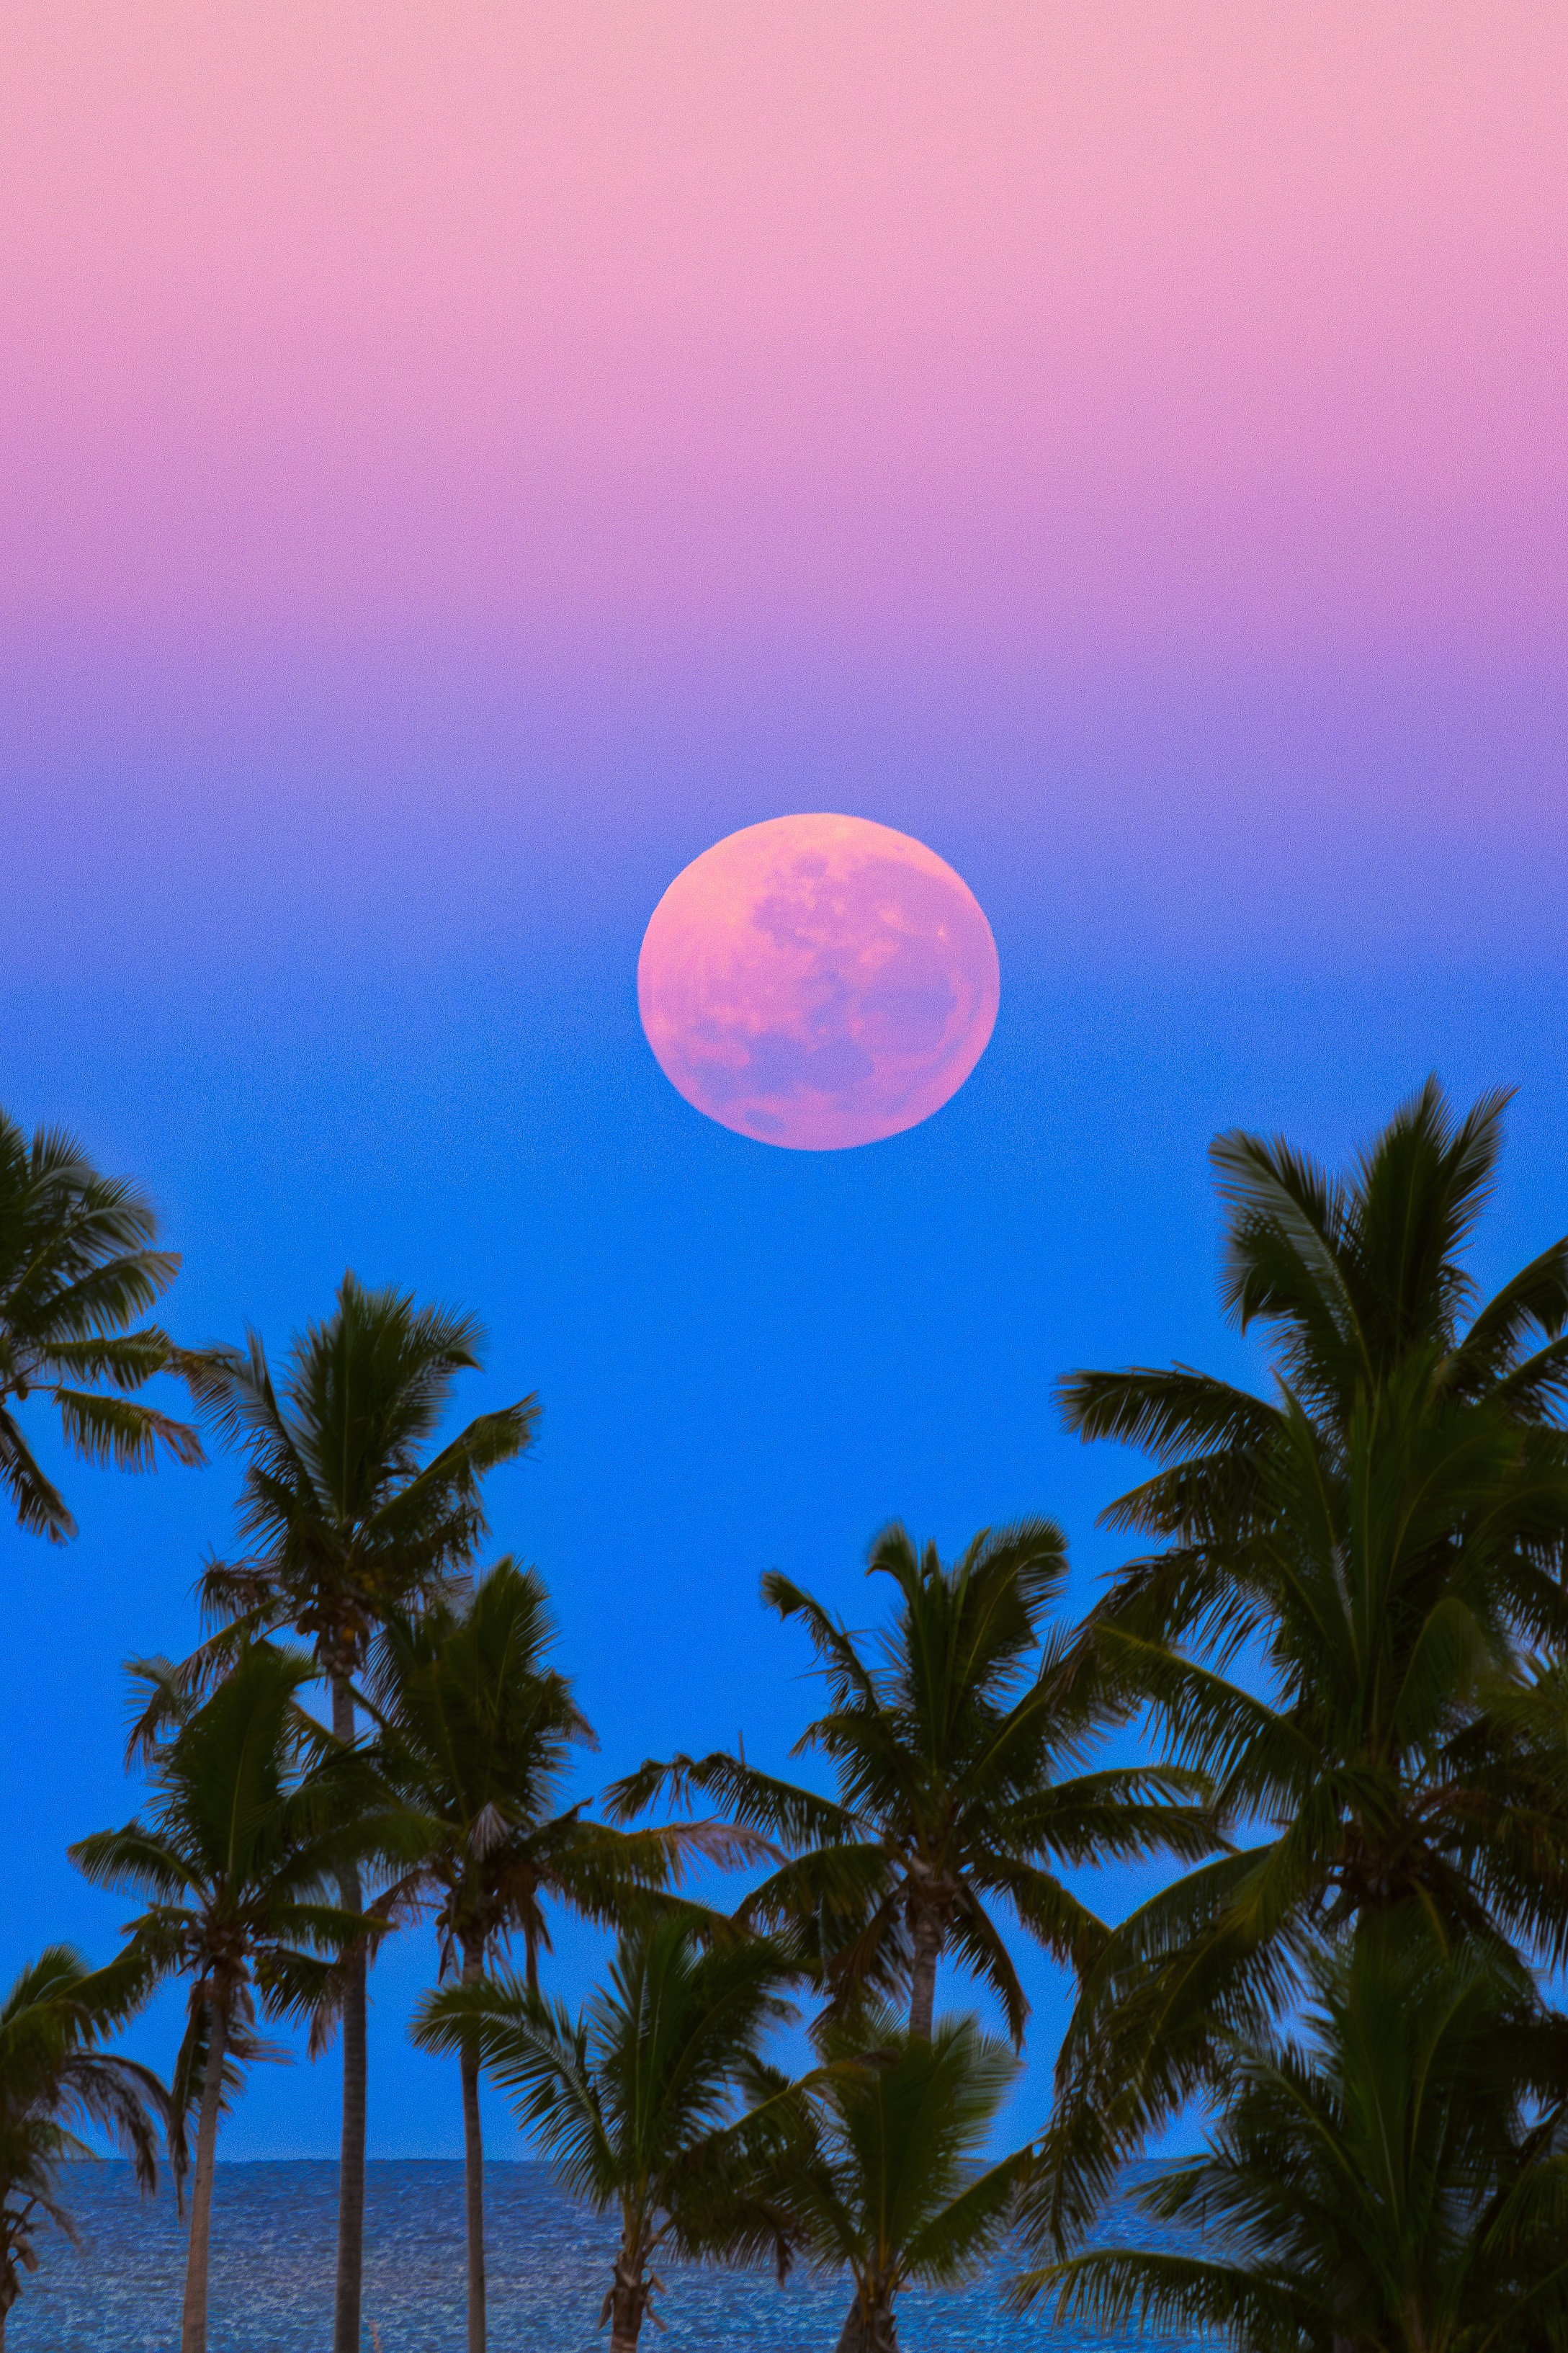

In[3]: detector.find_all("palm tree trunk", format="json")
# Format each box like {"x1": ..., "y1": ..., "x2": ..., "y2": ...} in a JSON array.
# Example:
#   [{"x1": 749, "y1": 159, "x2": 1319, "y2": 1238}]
[
  {"x1": 606, "y1": 2213, "x2": 650, "y2": 2353},
  {"x1": 908, "y1": 1906, "x2": 941, "y2": 2040},
  {"x1": 180, "y1": 1987, "x2": 228, "y2": 2353},
  {"x1": 331, "y1": 1669, "x2": 368, "y2": 2353},
  {"x1": 606, "y1": 2261, "x2": 645, "y2": 2352},
  {"x1": 833, "y1": 2289, "x2": 899, "y2": 2350},
  {"x1": 460, "y1": 1937, "x2": 487, "y2": 2353}
]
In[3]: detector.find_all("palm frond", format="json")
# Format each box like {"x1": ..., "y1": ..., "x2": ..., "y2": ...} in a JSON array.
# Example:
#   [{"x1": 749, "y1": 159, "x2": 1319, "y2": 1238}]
[
  {"x1": 606, "y1": 1752, "x2": 857, "y2": 1848},
  {"x1": 0, "y1": 1404, "x2": 73, "y2": 1540},
  {"x1": 50, "y1": 1389, "x2": 205, "y2": 1472}
]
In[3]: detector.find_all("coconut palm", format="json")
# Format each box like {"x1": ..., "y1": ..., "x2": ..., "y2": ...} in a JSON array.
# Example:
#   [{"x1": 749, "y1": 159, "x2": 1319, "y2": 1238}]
[
  {"x1": 369, "y1": 1559, "x2": 766, "y2": 2353},
  {"x1": 0, "y1": 1945, "x2": 169, "y2": 2349},
  {"x1": 1040, "y1": 1080, "x2": 1568, "y2": 2243},
  {"x1": 69, "y1": 1643, "x2": 396, "y2": 2353},
  {"x1": 177, "y1": 1272, "x2": 538, "y2": 2353},
  {"x1": 610, "y1": 1519, "x2": 1214, "y2": 2042},
  {"x1": 0, "y1": 1105, "x2": 202, "y2": 1541},
  {"x1": 1022, "y1": 1915, "x2": 1568, "y2": 2353},
  {"x1": 768, "y1": 2010, "x2": 1031, "y2": 2353},
  {"x1": 416, "y1": 1913, "x2": 799, "y2": 2353}
]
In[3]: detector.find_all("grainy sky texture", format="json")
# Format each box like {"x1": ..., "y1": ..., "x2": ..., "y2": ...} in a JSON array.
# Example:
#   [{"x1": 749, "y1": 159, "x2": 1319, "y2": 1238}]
[{"x1": 3, "y1": 4, "x2": 1566, "y2": 2157}]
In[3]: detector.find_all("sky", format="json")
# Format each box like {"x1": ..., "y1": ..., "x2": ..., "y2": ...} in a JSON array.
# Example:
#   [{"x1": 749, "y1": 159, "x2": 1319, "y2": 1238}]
[{"x1": 3, "y1": 2, "x2": 1567, "y2": 2161}]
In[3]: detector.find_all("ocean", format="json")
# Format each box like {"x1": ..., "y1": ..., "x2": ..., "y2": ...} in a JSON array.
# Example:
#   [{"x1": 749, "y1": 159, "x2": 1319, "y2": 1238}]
[{"x1": 9, "y1": 2161, "x2": 1189, "y2": 2351}]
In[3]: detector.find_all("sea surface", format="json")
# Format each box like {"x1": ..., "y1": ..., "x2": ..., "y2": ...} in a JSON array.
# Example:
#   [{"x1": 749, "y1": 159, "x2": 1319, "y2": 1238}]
[{"x1": 11, "y1": 2161, "x2": 1192, "y2": 2351}]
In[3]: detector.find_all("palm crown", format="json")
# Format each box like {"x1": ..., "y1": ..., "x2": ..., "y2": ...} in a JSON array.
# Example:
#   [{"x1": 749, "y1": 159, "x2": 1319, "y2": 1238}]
[
  {"x1": 416, "y1": 1913, "x2": 799, "y2": 2352},
  {"x1": 71, "y1": 1643, "x2": 393, "y2": 2085},
  {"x1": 769, "y1": 2009, "x2": 1031, "y2": 2353},
  {"x1": 1027, "y1": 1915, "x2": 1568, "y2": 2353},
  {"x1": 369, "y1": 1558, "x2": 761, "y2": 1989},
  {"x1": 189, "y1": 1272, "x2": 539, "y2": 1686},
  {"x1": 0, "y1": 1107, "x2": 202, "y2": 1541},
  {"x1": 611, "y1": 1519, "x2": 1214, "y2": 2042},
  {"x1": 368, "y1": 1558, "x2": 761, "y2": 2353},
  {"x1": 70, "y1": 1643, "x2": 400, "y2": 2353},
  {"x1": 1041, "y1": 1080, "x2": 1568, "y2": 2241},
  {"x1": 180, "y1": 1271, "x2": 539, "y2": 2353},
  {"x1": 0, "y1": 1945, "x2": 169, "y2": 2344}
]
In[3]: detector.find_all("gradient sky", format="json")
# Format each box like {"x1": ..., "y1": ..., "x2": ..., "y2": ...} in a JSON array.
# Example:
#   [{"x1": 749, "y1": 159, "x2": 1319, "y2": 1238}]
[{"x1": 4, "y1": 4, "x2": 1567, "y2": 2163}]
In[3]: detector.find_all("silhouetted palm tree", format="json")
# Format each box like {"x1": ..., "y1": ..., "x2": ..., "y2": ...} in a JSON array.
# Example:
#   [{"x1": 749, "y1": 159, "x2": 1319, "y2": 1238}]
[
  {"x1": 1023, "y1": 1914, "x2": 1568, "y2": 2353},
  {"x1": 611, "y1": 1520, "x2": 1214, "y2": 2041},
  {"x1": 369, "y1": 1559, "x2": 762, "y2": 2353},
  {"x1": 71, "y1": 1643, "x2": 395, "y2": 2353},
  {"x1": 767, "y1": 2010, "x2": 1031, "y2": 2353},
  {"x1": 416, "y1": 1914, "x2": 799, "y2": 2353},
  {"x1": 181, "y1": 1272, "x2": 537, "y2": 2353},
  {"x1": 0, "y1": 1106, "x2": 202, "y2": 1541},
  {"x1": 0, "y1": 1945, "x2": 169, "y2": 2349},
  {"x1": 1041, "y1": 1081, "x2": 1568, "y2": 2243}
]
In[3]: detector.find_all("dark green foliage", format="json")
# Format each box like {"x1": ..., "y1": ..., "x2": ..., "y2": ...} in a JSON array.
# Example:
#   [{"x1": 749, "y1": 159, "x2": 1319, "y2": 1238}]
[
  {"x1": 184, "y1": 1271, "x2": 539, "y2": 1685},
  {"x1": 368, "y1": 1558, "x2": 759, "y2": 1988},
  {"x1": 766, "y1": 2011, "x2": 1031, "y2": 2351},
  {"x1": 24, "y1": 1071, "x2": 1568, "y2": 2348},
  {"x1": 71, "y1": 1643, "x2": 397, "y2": 2090},
  {"x1": 1022, "y1": 1915, "x2": 1568, "y2": 2353},
  {"x1": 0, "y1": 1106, "x2": 202, "y2": 1540},
  {"x1": 416, "y1": 1913, "x2": 799, "y2": 2349},
  {"x1": 1041, "y1": 1080, "x2": 1568, "y2": 2242},
  {"x1": 172, "y1": 1272, "x2": 539, "y2": 2352},
  {"x1": 0, "y1": 1946, "x2": 168, "y2": 2334},
  {"x1": 611, "y1": 1519, "x2": 1214, "y2": 2040},
  {"x1": 369, "y1": 1558, "x2": 767, "y2": 2351},
  {"x1": 71, "y1": 1643, "x2": 407, "y2": 2352}
]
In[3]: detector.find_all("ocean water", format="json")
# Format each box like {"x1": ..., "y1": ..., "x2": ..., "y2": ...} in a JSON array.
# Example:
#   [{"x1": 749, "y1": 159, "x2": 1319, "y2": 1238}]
[{"x1": 9, "y1": 2161, "x2": 1191, "y2": 2352}]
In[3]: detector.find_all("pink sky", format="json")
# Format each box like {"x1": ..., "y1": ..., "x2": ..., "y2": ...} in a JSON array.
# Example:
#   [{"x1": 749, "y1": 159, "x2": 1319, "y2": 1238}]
[{"x1": 4, "y1": 2, "x2": 1565, "y2": 692}]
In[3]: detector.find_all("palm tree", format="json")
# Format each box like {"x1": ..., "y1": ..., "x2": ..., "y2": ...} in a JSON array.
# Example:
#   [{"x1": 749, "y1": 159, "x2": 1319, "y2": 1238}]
[
  {"x1": 768, "y1": 2011, "x2": 1031, "y2": 2353},
  {"x1": 368, "y1": 1558, "x2": 766, "y2": 2353},
  {"x1": 0, "y1": 1945, "x2": 169, "y2": 2349},
  {"x1": 180, "y1": 1272, "x2": 538, "y2": 2353},
  {"x1": 69, "y1": 1643, "x2": 396, "y2": 2353},
  {"x1": 1021, "y1": 1914, "x2": 1568, "y2": 2353},
  {"x1": 610, "y1": 1520, "x2": 1214, "y2": 2042},
  {"x1": 416, "y1": 1912, "x2": 799, "y2": 2353},
  {"x1": 1040, "y1": 1081, "x2": 1568, "y2": 2241},
  {"x1": 0, "y1": 1105, "x2": 202, "y2": 1540}
]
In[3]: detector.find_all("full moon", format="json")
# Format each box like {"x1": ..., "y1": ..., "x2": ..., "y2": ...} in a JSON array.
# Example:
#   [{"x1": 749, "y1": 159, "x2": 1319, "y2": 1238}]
[{"x1": 637, "y1": 813, "x2": 1000, "y2": 1150}]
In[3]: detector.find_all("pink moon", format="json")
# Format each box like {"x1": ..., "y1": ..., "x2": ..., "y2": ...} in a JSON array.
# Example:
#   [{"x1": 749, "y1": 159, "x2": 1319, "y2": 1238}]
[{"x1": 637, "y1": 813, "x2": 1000, "y2": 1151}]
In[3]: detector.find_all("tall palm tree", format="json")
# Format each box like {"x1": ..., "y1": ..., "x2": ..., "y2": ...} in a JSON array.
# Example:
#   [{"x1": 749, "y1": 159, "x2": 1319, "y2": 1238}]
[
  {"x1": 182, "y1": 1272, "x2": 538, "y2": 2353},
  {"x1": 0, "y1": 1945, "x2": 169, "y2": 2349},
  {"x1": 1022, "y1": 1914, "x2": 1568, "y2": 2353},
  {"x1": 416, "y1": 1913, "x2": 799, "y2": 2353},
  {"x1": 1041, "y1": 1081, "x2": 1568, "y2": 2243},
  {"x1": 0, "y1": 1106, "x2": 202, "y2": 1540},
  {"x1": 69, "y1": 1643, "x2": 395, "y2": 2353},
  {"x1": 610, "y1": 1520, "x2": 1214, "y2": 2042},
  {"x1": 768, "y1": 2010, "x2": 1031, "y2": 2353},
  {"x1": 368, "y1": 1558, "x2": 766, "y2": 2353}
]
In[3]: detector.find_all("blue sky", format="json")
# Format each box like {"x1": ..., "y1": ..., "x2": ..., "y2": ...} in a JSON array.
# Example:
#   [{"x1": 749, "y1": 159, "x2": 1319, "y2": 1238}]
[{"x1": 6, "y1": 666, "x2": 1568, "y2": 2158}]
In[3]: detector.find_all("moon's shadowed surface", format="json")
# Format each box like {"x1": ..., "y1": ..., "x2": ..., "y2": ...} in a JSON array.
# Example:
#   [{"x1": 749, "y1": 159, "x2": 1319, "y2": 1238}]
[{"x1": 637, "y1": 814, "x2": 1000, "y2": 1149}]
